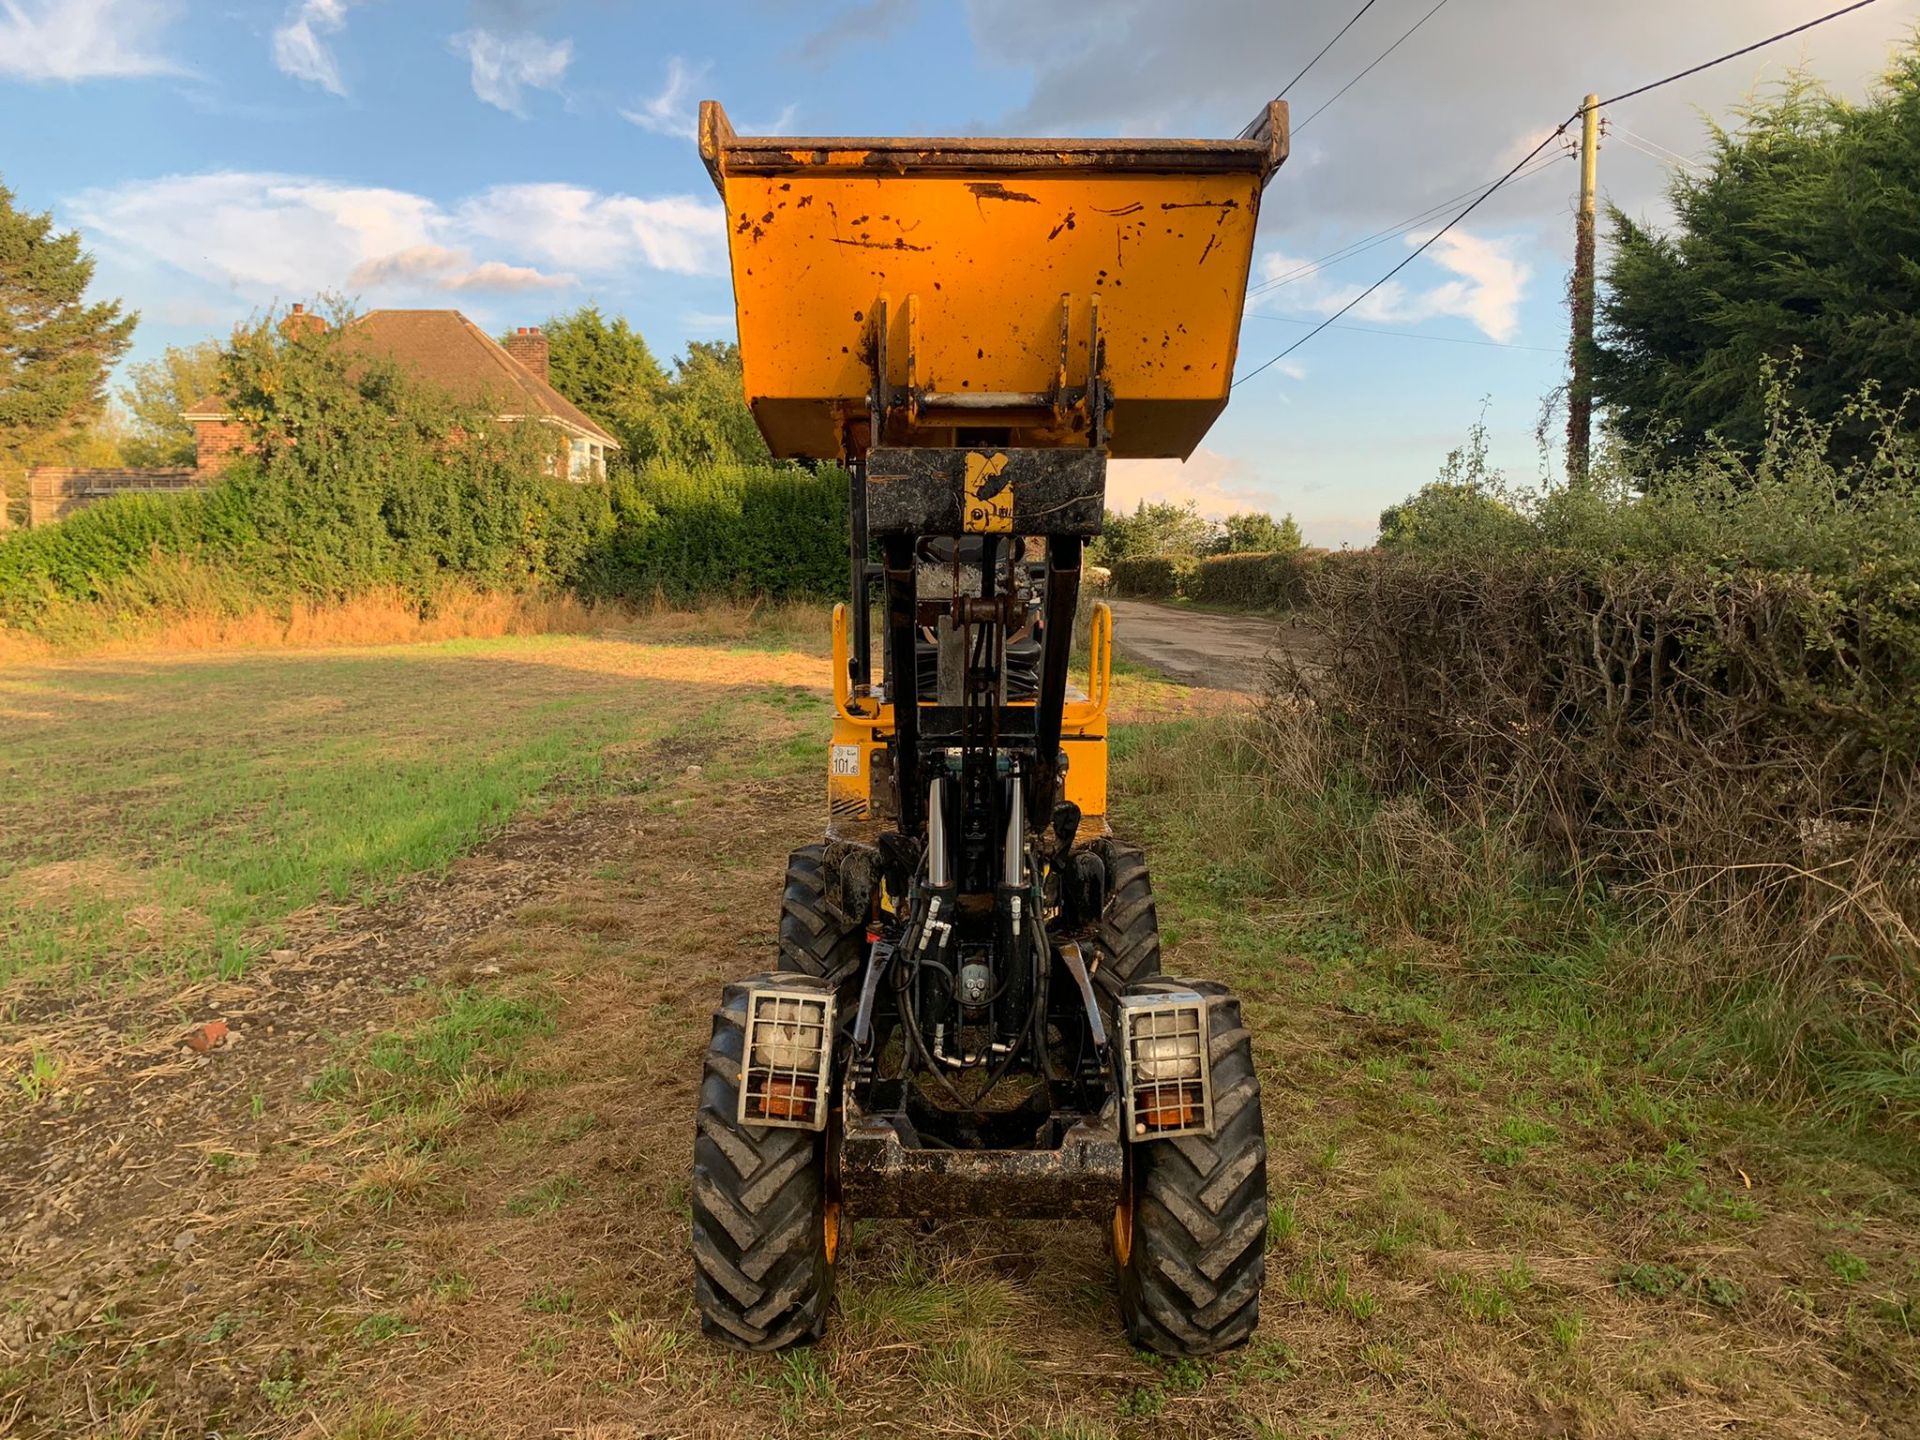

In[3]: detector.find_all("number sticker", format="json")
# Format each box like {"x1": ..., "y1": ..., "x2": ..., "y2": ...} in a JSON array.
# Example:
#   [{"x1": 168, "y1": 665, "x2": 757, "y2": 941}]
[{"x1": 830, "y1": 744, "x2": 861, "y2": 777}]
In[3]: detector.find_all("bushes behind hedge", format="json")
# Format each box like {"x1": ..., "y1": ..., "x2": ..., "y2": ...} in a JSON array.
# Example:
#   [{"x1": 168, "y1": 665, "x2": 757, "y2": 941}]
[
  {"x1": 0, "y1": 427, "x2": 606, "y2": 632},
  {"x1": 0, "y1": 305, "x2": 857, "y2": 631}
]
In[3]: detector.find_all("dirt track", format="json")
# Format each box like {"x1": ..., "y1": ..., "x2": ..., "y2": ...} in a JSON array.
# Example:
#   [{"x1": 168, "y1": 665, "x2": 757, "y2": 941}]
[{"x1": 1107, "y1": 599, "x2": 1318, "y2": 692}]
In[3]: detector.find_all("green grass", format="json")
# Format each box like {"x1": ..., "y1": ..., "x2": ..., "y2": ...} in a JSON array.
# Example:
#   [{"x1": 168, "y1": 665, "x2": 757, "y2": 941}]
[
  {"x1": 505, "y1": 1174, "x2": 583, "y2": 1217},
  {"x1": 353, "y1": 1313, "x2": 417, "y2": 1344},
  {"x1": 1121, "y1": 707, "x2": 1920, "y2": 1166},
  {"x1": 524, "y1": 1285, "x2": 574, "y2": 1315},
  {"x1": 363, "y1": 990, "x2": 556, "y2": 1111},
  {"x1": 1826, "y1": 1250, "x2": 1871, "y2": 1284},
  {"x1": 0, "y1": 634, "x2": 823, "y2": 993}
]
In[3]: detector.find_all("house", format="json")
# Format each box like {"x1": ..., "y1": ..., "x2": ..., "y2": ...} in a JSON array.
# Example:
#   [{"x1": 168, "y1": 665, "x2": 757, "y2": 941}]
[
  {"x1": 184, "y1": 307, "x2": 619, "y2": 480},
  {"x1": 16, "y1": 306, "x2": 616, "y2": 529}
]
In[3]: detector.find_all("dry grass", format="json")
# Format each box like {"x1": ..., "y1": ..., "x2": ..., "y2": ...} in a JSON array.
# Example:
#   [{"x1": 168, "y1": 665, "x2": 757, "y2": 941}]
[
  {"x1": 2, "y1": 628, "x2": 1916, "y2": 1439},
  {"x1": 0, "y1": 581, "x2": 833, "y2": 668}
]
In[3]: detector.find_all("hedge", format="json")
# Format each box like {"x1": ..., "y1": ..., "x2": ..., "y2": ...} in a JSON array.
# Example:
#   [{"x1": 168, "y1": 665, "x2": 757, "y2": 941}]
[
  {"x1": 1109, "y1": 556, "x2": 1186, "y2": 599},
  {"x1": 1295, "y1": 543, "x2": 1920, "y2": 1055},
  {"x1": 575, "y1": 461, "x2": 849, "y2": 602},
  {"x1": 0, "y1": 434, "x2": 605, "y2": 632},
  {"x1": 1185, "y1": 549, "x2": 1318, "y2": 609}
]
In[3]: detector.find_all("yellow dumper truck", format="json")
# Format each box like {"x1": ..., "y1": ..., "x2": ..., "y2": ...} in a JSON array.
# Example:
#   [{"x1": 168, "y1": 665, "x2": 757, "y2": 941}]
[{"x1": 690, "y1": 98, "x2": 1289, "y2": 1356}]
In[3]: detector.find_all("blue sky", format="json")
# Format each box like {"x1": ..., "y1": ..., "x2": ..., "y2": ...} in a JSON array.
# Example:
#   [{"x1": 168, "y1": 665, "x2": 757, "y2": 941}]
[{"x1": 4, "y1": 0, "x2": 1917, "y2": 544}]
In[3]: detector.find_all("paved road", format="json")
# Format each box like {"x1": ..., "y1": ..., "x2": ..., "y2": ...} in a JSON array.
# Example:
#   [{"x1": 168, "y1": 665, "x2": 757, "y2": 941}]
[{"x1": 1107, "y1": 598, "x2": 1308, "y2": 693}]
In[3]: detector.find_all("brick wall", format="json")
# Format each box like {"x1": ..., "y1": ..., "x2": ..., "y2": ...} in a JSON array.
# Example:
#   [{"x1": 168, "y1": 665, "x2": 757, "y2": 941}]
[
  {"x1": 24, "y1": 468, "x2": 202, "y2": 528},
  {"x1": 193, "y1": 417, "x2": 254, "y2": 475}
]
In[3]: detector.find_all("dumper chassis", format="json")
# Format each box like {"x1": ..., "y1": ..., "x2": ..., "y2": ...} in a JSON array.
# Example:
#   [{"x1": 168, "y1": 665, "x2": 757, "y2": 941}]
[{"x1": 688, "y1": 98, "x2": 1289, "y2": 1356}]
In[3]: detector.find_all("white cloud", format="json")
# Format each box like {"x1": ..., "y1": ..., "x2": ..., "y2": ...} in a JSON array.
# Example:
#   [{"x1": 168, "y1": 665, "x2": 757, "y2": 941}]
[
  {"x1": 1363, "y1": 231, "x2": 1531, "y2": 342},
  {"x1": 0, "y1": 0, "x2": 184, "y2": 82},
  {"x1": 346, "y1": 244, "x2": 573, "y2": 292},
  {"x1": 1107, "y1": 447, "x2": 1273, "y2": 519},
  {"x1": 1254, "y1": 227, "x2": 1530, "y2": 343},
  {"x1": 65, "y1": 171, "x2": 722, "y2": 303},
  {"x1": 448, "y1": 259, "x2": 575, "y2": 292},
  {"x1": 622, "y1": 55, "x2": 705, "y2": 139},
  {"x1": 454, "y1": 28, "x2": 571, "y2": 116},
  {"x1": 457, "y1": 184, "x2": 723, "y2": 276},
  {"x1": 967, "y1": 0, "x2": 1917, "y2": 229},
  {"x1": 273, "y1": 0, "x2": 360, "y2": 97},
  {"x1": 621, "y1": 56, "x2": 798, "y2": 139}
]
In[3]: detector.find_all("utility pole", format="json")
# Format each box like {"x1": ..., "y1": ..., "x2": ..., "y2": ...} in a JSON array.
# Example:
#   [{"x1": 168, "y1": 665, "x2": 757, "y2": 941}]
[{"x1": 1566, "y1": 93, "x2": 1600, "y2": 489}]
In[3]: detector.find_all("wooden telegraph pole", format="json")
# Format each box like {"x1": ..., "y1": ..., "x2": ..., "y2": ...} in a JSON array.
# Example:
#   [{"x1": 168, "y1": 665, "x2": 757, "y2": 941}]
[{"x1": 1566, "y1": 93, "x2": 1600, "y2": 488}]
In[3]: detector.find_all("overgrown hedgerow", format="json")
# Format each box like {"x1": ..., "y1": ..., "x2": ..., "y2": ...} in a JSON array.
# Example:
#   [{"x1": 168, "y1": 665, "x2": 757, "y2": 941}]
[
  {"x1": 1290, "y1": 386, "x2": 1920, "y2": 1122},
  {"x1": 0, "y1": 307, "x2": 853, "y2": 637},
  {"x1": 1109, "y1": 556, "x2": 1187, "y2": 600}
]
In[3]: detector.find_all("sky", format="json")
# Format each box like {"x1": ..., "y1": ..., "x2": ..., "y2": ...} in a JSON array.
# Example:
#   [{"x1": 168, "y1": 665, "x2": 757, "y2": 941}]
[{"x1": 3, "y1": 0, "x2": 1917, "y2": 545}]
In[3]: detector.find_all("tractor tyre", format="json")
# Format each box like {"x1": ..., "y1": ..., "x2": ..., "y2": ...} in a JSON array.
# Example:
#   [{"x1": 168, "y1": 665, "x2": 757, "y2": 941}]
[
  {"x1": 1113, "y1": 977, "x2": 1268, "y2": 1356},
  {"x1": 778, "y1": 845, "x2": 864, "y2": 986},
  {"x1": 1091, "y1": 840, "x2": 1163, "y2": 1022},
  {"x1": 692, "y1": 974, "x2": 838, "y2": 1350}
]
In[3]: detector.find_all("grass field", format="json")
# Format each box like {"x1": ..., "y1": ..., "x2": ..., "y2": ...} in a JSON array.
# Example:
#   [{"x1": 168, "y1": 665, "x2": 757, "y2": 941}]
[{"x1": 1, "y1": 616, "x2": 1915, "y2": 1438}]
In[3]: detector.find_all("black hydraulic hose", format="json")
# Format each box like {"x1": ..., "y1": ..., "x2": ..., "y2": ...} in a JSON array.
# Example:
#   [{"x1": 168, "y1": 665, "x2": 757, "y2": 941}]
[
  {"x1": 897, "y1": 959, "x2": 978, "y2": 1113},
  {"x1": 1027, "y1": 896, "x2": 1058, "y2": 1083},
  {"x1": 966, "y1": 891, "x2": 1050, "y2": 1110}
]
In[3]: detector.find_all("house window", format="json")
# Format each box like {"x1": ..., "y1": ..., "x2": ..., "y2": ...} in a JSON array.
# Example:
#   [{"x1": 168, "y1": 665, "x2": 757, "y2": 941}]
[{"x1": 568, "y1": 438, "x2": 591, "y2": 479}]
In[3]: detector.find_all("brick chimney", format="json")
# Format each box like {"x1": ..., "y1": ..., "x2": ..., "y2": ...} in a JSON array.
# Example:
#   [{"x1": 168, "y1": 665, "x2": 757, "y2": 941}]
[
  {"x1": 279, "y1": 301, "x2": 329, "y2": 339},
  {"x1": 505, "y1": 326, "x2": 550, "y2": 382}
]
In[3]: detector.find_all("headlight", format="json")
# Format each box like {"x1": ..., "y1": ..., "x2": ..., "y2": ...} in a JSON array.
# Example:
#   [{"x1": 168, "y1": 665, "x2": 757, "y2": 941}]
[
  {"x1": 739, "y1": 988, "x2": 834, "y2": 1131},
  {"x1": 1118, "y1": 993, "x2": 1214, "y2": 1140}
]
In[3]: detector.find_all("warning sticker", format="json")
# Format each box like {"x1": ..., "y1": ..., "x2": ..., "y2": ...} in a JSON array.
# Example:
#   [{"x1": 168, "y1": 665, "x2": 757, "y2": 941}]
[{"x1": 830, "y1": 744, "x2": 862, "y2": 777}]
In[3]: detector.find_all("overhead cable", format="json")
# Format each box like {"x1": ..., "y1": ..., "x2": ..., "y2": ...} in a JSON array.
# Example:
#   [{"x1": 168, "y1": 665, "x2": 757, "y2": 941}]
[{"x1": 1233, "y1": 0, "x2": 1888, "y2": 386}]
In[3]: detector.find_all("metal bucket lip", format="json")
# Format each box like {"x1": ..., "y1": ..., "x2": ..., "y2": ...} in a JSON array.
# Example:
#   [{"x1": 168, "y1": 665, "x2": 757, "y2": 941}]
[{"x1": 700, "y1": 99, "x2": 1288, "y2": 194}]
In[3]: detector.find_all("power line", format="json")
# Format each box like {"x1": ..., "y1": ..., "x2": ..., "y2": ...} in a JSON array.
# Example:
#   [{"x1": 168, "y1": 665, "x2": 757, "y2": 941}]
[
  {"x1": 1235, "y1": 133, "x2": 1559, "y2": 386},
  {"x1": 1274, "y1": 0, "x2": 1381, "y2": 103},
  {"x1": 1601, "y1": 0, "x2": 1883, "y2": 110},
  {"x1": 1250, "y1": 156, "x2": 1562, "y2": 295},
  {"x1": 1294, "y1": 0, "x2": 1455, "y2": 135},
  {"x1": 1234, "y1": 0, "x2": 1888, "y2": 388},
  {"x1": 1247, "y1": 152, "x2": 1568, "y2": 298},
  {"x1": 1616, "y1": 125, "x2": 1706, "y2": 173}
]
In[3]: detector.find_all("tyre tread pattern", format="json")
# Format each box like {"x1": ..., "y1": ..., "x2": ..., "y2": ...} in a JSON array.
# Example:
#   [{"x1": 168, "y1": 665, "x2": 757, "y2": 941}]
[
  {"x1": 1092, "y1": 840, "x2": 1162, "y2": 1019},
  {"x1": 691, "y1": 973, "x2": 835, "y2": 1350},
  {"x1": 778, "y1": 845, "x2": 863, "y2": 983},
  {"x1": 1116, "y1": 977, "x2": 1268, "y2": 1356}
]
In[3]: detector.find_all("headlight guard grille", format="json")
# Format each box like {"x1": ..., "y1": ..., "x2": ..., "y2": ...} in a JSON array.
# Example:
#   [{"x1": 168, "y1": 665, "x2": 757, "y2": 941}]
[
  {"x1": 739, "y1": 987, "x2": 835, "y2": 1131},
  {"x1": 1117, "y1": 992, "x2": 1214, "y2": 1141}
]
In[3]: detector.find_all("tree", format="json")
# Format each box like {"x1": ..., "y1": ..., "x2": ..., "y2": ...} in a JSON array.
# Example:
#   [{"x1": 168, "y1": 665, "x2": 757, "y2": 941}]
[
  {"x1": 119, "y1": 339, "x2": 225, "y2": 467},
  {"x1": 536, "y1": 313, "x2": 771, "y2": 468},
  {"x1": 1594, "y1": 50, "x2": 1920, "y2": 463},
  {"x1": 0, "y1": 180, "x2": 137, "y2": 471},
  {"x1": 1091, "y1": 499, "x2": 1216, "y2": 564},
  {"x1": 64, "y1": 405, "x2": 133, "y2": 469},
  {"x1": 534, "y1": 305, "x2": 665, "y2": 457},
  {"x1": 1215, "y1": 510, "x2": 1302, "y2": 553},
  {"x1": 1377, "y1": 483, "x2": 1519, "y2": 548},
  {"x1": 653, "y1": 340, "x2": 771, "y2": 467},
  {"x1": 1378, "y1": 416, "x2": 1522, "y2": 549}
]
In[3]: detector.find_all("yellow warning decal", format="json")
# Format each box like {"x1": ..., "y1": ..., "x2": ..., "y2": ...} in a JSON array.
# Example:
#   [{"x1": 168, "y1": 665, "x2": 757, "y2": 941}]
[{"x1": 962, "y1": 451, "x2": 1014, "y2": 534}]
